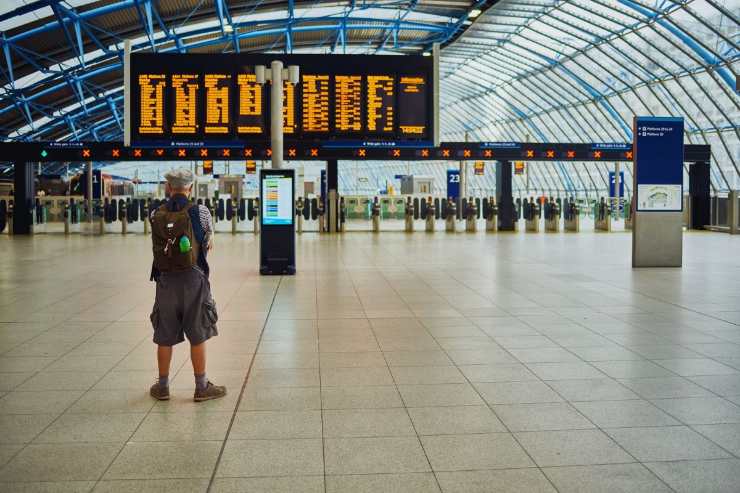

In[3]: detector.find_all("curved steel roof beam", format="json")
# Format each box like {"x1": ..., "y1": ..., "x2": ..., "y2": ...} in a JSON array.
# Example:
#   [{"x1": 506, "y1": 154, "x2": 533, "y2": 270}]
[{"x1": 617, "y1": 0, "x2": 735, "y2": 89}]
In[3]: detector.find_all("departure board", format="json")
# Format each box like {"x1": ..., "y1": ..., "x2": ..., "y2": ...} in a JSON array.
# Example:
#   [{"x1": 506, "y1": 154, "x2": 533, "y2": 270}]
[
  {"x1": 137, "y1": 74, "x2": 166, "y2": 134},
  {"x1": 335, "y1": 75, "x2": 362, "y2": 132},
  {"x1": 237, "y1": 73, "x2": 264, "y2": 135},
  {"x1": 204, "y1": 74, "x2": 230, "y2": 134},
  {"x1": 398, "y1": 76, "x2": 427, "y2": 136},
  {"x1": 130, "y1": 53, "x2": 435, "y2": 143},
  {"x1": 367, "y1": 75, "x2": 394, "y2": 133},
  {"x1": 302, "y1": 74, "x2": 330, "y2": 132},
  {"x1": 171, "y1": 74, "x2": 199, "y2": 134}
]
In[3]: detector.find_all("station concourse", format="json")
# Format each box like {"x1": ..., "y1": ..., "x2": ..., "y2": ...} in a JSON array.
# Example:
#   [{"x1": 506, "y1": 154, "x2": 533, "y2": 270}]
[{"x1": 1, "y1": 1, "x2": 739, "y2": 492}]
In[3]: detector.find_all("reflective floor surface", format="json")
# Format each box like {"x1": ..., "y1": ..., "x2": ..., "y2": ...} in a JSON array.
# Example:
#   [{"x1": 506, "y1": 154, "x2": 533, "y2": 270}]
[{"x1": 1, "y1": 230, "x2": 739, "y2": 492}]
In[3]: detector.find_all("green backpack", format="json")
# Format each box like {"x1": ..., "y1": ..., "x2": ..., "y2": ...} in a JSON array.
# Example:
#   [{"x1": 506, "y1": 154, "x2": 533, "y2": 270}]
[{"x1": 151, "y1": 203, "x2": 200, "y2": 273}]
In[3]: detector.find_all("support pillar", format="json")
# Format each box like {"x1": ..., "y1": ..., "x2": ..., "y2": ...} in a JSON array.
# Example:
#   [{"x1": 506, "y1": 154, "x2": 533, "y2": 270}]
[
  {"x1": 13, "y1": 161, "x2": 34, "y2": 235},
  {"x1": 688, "y1": 161, "x2": 710, "y2": 230},
  {"x1": 496, "y1": 160, "x2": 514, "y2": 231},
  {"x1": 729, "y1": 190, "x2": 739, "y2": 235},
  {"x1": 327, "y1": 159, "x2": 338, "y2": 233}
]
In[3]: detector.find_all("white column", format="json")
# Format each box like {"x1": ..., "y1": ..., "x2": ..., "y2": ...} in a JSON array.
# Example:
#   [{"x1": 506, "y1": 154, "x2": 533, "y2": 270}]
[{"x1": 270, "y1": 60, "x2": 284, "y2": 169}]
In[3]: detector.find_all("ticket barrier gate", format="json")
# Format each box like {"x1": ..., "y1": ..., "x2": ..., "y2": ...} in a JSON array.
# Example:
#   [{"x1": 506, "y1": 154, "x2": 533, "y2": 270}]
[
  {"x1": 624, "y1": 196, "x2": 633, "y2": 231},
  {"x1": 371, "y1": 197, "x2": 380, "y2": 232},
  {"x1": 594, "y1": 197, "x2": 611, "y2": 232},
  {"x1": 483, "y1": 197, "x2": 498, "y2": 232},
  {"x1": 1, "y1": 199, "x2": 11, "y2": 234},
  {"x1": 317, "y1": 197, "x2": 326, "y2": 232},
  {"x1": 253, "y1": 198, "x2": 260, "y2": 234},
  {"x1": 563, "y1": 197, "x2": 580, "y2": 232},
  {"x1": 445, "y1": 198, "x2": 457, "y2": 232},
  {"x1": 405, "y1": 197, "x2": 414, "y2": 232},
  {"x1": 465, "y1": 197, "x2": 478, "y2": 232},
  {"x1": 296, "y1": 197, "x2": 305, "y2": 233},
  {"x1": 423, "y1": 197, "x2": 435, "y2": 232},
  {"x1": 339, "y1": 197, "x2": 346, "y2": 232},
  {"x1": 544, "y1": 197, "x2": 561, "y2": 232},
  {"x1": 524, "y1": 198, "x2": 540, "y2": 232},
  {"x1": 513, "y1": 199, "x2": 521, "y2": 231}
]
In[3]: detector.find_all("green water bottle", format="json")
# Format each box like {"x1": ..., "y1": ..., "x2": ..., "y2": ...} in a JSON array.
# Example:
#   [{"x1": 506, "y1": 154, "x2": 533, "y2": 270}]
[{"x1": 179, "y1": 235, "x2": 191, "y2": 253}]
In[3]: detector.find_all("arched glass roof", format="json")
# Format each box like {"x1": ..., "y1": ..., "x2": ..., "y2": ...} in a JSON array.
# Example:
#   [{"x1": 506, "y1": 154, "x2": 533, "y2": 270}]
[
  {"x1": 0, "y1": 0, "x2": 738, "y2": 194},
  {"x1": 440, "y1": 0, "x2": 739, "y2": 192}
]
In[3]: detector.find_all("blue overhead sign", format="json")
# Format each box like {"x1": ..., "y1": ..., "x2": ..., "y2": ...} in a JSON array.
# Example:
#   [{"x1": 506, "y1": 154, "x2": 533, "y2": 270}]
[
  {"x1": 633, "y1": 116, "x2": 684, "y2": 212},
  {"x1": 447, "y1": 169, "x2": 460, "y2": 199},
  {"x1": 480, "y1": 142, "x2": 520, "y2": 148},
  {"x1": 593, "y1": 143, "x2": 630, "y2": 150}
]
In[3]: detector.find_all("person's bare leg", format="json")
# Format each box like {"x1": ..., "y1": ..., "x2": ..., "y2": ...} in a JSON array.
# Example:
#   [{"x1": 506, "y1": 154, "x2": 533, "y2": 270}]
[
  {"x1": 191, "y1": 341, "x2": 206, "y2": 375},
  {"x1": 157, "y1": 345, "x2": 173, "y2": 377},
  {"x1": 192, "y1": 341, "x2": 226, "y2": 401},
  {"x1": 150, "y1": 345, "x2": 173, "y2": 400}
]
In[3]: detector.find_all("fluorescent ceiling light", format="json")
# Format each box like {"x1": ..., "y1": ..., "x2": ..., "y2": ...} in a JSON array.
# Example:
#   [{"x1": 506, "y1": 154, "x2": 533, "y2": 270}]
[
  {"x1": 469, "y1": 8, "x2": 481, "y2": 18},
  {"x1": 223, "y1": 24, "x2": 234, "y2": 33}
]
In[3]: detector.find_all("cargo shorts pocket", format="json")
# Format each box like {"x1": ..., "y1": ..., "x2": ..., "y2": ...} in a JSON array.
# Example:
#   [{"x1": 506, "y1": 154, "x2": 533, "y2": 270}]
[
  {"x1": 149, "y1": 306, "x2": 160, "y2": 330},
  {"x1": 203, "y1": 299, "x2": 218, "y2": 328}
]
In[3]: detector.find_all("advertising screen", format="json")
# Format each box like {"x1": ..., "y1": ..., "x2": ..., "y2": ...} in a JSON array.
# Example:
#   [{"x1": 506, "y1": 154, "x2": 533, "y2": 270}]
[
  {"x1": 130, "y1": 53, "x2": 434, "y2": 144},
  {"x1": 262, "y1": 174, "x2": 294, "y2": 225}
]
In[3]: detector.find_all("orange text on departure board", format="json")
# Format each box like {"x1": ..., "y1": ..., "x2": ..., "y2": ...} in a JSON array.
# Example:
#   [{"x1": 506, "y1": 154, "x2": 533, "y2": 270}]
[
  {"x1": 302, "y1": 75, "x2": 330, "y2": 132},
  {"x1": 335, "y1": 75, "x2": 362, "y2": 132},
  {"x1": 399, "y1": 75, "x2": 426, "y2": 135},
  {"x1": 171, "y1": 74, "x2": 199, "y2": 134},
  {"x1": 138, "y1": 74, "x2": 166, "y2": 134},
  {"x1": 366, "y1": 75, "x2": 394, "y2": 133},
  {"x1": 237, "y1": 73, "x2": 263, "y2": 134},
  {"x1": 400, "y1": 76, "x2": 425, "y2": 92},
  {"x1": 204, "y1": 73, "x2": 230, "y2": 134},
  {"x1": 282, "y1": 81, "x2": 296, "y2": 134}
]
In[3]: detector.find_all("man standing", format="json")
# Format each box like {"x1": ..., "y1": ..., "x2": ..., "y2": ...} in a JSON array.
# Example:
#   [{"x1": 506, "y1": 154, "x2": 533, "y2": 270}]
[{"x1": 148, "y1": 168, "x2": 226, "y2": 402}]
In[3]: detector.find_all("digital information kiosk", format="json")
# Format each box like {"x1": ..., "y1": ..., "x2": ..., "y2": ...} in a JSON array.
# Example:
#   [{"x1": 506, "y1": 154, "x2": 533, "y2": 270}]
[{"x1": 260, "y1": 169, "x2": 296, "y2": 275}]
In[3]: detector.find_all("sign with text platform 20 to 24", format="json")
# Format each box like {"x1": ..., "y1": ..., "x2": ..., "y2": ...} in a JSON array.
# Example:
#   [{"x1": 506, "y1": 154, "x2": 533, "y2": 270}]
[{"x1": 633, "y1": 116, "x2": 684, "y2": 212}]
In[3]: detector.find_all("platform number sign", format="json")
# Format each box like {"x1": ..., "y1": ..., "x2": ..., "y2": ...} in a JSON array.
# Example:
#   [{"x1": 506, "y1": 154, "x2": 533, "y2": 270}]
[
  {"x1": 81, "y1": 169, "x2": 103, "y2": 199},
  {"x1": 447, "y1": 169, "x2": 460, "y2": 199},
  {"x1": 609, "y1": 171, "x2": 624, "y2": 199}
]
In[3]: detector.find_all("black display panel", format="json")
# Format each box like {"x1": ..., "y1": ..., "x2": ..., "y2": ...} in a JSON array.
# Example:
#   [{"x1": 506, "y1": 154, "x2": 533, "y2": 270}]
[
  {"x1": 260, "y1": 168, "x2": 296, "y2": 276},
  {"x1": 130, "y1": 53, "x2": 434, "y2": 144}
]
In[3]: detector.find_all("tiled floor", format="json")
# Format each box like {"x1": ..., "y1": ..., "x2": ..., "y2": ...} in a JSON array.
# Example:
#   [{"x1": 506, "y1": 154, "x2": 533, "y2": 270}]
[{"x1": 1, "y1": 230, "x2": 740, "y2": 492}]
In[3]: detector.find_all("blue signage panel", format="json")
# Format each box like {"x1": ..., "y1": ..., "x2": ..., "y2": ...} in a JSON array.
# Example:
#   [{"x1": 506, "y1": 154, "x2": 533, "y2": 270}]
[
  {"x1": 609, "y1": 171, "x2": 625, "y2": 198},
  {"x1": 80, "y1": 169, "x2": 103, "y2": 199},
  {"x1": 447, "y1": 169, "x2": 460, "y2": 199},
  {"x1": 633, "y1": 116, "x2": 684, "y2": 212}
]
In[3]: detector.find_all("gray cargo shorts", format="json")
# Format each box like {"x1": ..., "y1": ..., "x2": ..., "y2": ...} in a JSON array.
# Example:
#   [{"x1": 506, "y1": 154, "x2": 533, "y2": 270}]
[{"x1": 150, "y1": 268, "x2": 218, "y2": 346}]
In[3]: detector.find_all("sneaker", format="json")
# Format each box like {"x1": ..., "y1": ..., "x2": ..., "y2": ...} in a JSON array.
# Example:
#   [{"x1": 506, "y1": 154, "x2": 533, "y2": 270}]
[
  {"x1": 150, "y1": 382, "x2": 170, "y2": 400},
  {"x1": 194, "y1": 381, "x2": 227, "y2": 402}
]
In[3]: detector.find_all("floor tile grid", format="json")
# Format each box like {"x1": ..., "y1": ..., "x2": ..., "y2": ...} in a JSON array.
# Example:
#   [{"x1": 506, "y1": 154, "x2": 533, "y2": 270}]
[
  {"x1": 441, "y1": 269, "x2": 740, "y2": 489},
  {"x1": 359, "y1": 270, "x2": 563, "y2": 492},
  {"x1": 0, "y1": 320, "x2": 171, "y2": 489},
  {"x1": 418, "y1": 325, "x2": 666, "y2": 487},
  {"x1": 316, "y1": 274, "x2": 334, "y2": 493},
  {"x1": 396, "y1": 272, "x2": 689, "y2": 491},
  {"x1": 448, "y1": 269, "x2": 740, "y2": 410},
  {"x1": 201, "y1": 276, "x2": 285, "y2": 490},
  {"x1": 2, "y1": 232, "x2": 740, "y2": 491},
  {"x1": 350, "y1": 273, "x2": 445, "y2": 493},
  {"x1": 518, "y1": 280, "x2": 740, "y2": 447},
  {"x1": 0, "y1": 317, "x2": 148, "y2": 449}
]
